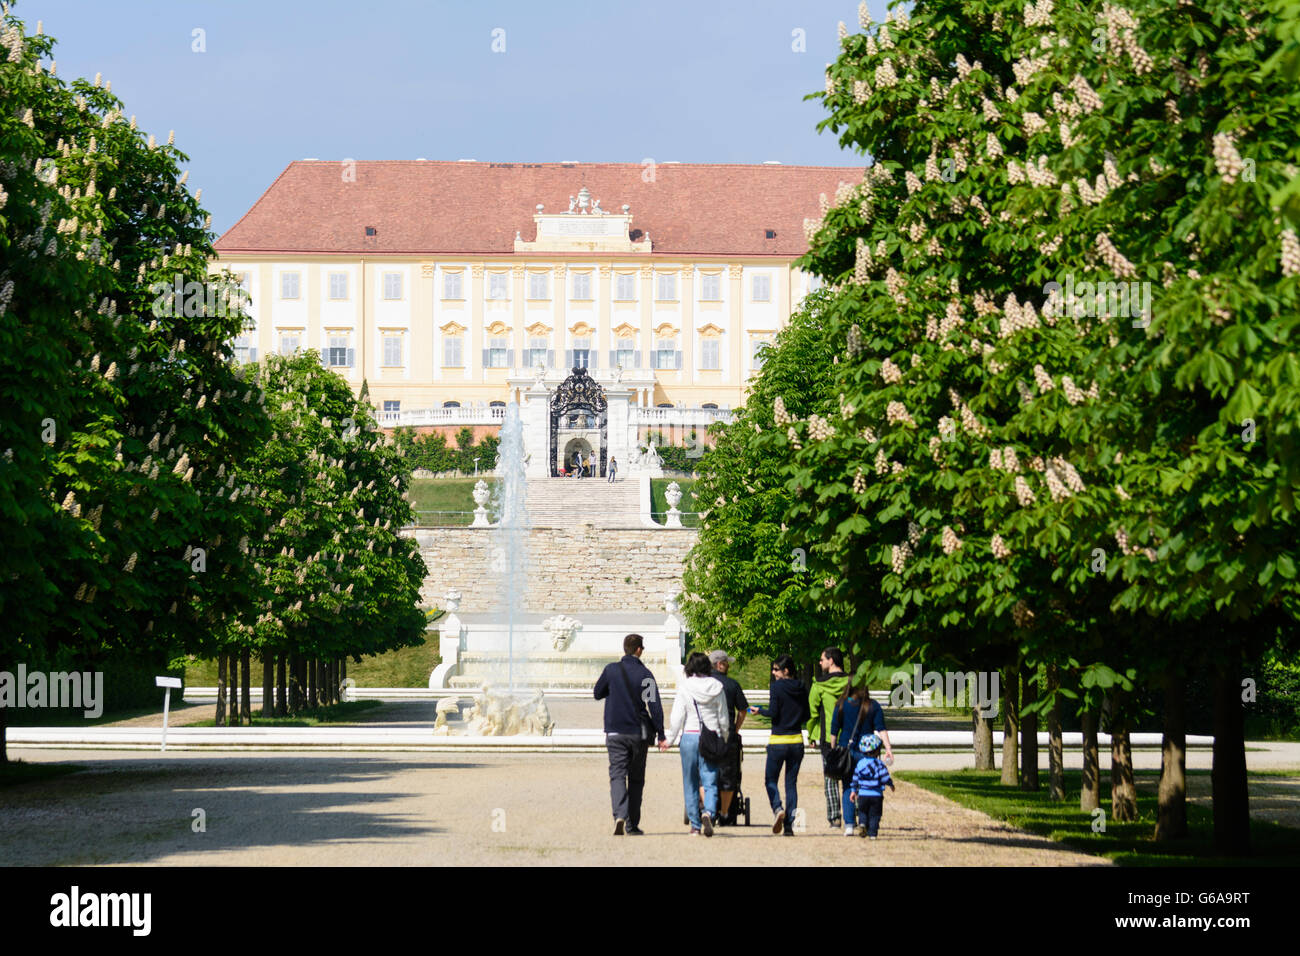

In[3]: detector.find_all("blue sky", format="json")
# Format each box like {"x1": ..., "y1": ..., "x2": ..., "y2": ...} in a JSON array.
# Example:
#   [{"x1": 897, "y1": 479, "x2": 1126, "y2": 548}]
[{"x1": 25, "y1": 0, "x2": 882, "y2": 233}]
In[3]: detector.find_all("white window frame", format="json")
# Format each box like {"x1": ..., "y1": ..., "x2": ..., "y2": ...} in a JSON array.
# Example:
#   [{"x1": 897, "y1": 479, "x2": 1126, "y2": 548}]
[
  {"x1": 615, "y1": 337, "x2": 635, "y2": 368},
  {"x1": 700, "y1": 274, "x2": 722, "y2": 301},
  {"x1": 279, "y1": 331, "x2": 301, "y2": 355},
  {"x1": 488, "y1": 273, "x2": 509, "y2": 300},
  {"x1": 382, "y1": 400, "x2": 401, "y2": 413},
  {"x1": 280, "y1": 272, "x2": 300, "y2": 300},
  {"x1": 487, "y1": 336, "x2": 509, "y2": 368},
  {"x1": 328, "y1": 272, "x2": 348, "y2": 300},
  {"x1": 571, "y1": 273, "x2": 592, "y2": 299},
  {"x1": 654, "y1": 338, "x2": 678, "y2": 370},
  {"x1": 528, "y1": 273, "x2": 549, "y2": 299},
  {"x1": 700, "y1": 337, "x2": 721, "y2": 370},
  {"x1": 751, "y1": 274, "x2": 771, "y2": 302},
  {"x1": 443, "y1": 271, "x2": 463, "y2": 300},
  {"x1": 325, "y1": 332, "x2": 352, "y2": 367},
  {"x1": 615, "y1": 273, "x2": 636, "y2": 301},
  {"x1": 443, "y1": 335, "x2": 464, "y2": 368},
  {"x1": 527, "y1": 336, "x2": 549, "y2": 368},
  {"x1": 656, "y1": 273, "x2": 677, "y2": 301},
  {"x1": 382, "y1": 333, "x2": 404, "y2": 367},
  {"x1": 382, "y1": 272, "x2": 403, "y2": 300}
]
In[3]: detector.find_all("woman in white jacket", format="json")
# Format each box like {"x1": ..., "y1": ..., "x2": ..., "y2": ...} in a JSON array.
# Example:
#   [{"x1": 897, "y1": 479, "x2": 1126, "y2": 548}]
[{"x1": 666, "y1": 651, "x2": 731, "y2": 836}]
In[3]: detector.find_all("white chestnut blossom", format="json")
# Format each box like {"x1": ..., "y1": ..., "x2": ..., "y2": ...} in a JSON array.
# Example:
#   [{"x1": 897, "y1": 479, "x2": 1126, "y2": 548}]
[
  {"x1": 1015, "y1": 476, "x2": 1037, "y2": 506},
  {"x1": 1033, "y1": 364, "x2": 1055, "y2": 393},
  {"x1": 880, "y1": 358, "x2": 903, "y2": 383},
  {"x1": 773, "y1": 396, "x2": 791, "y2": 424},
  {"x1": 1095, "y1": 232, "x2": 1137, "y2": 278},
  {"x1": 991, "y1": 534, "x2": 1011, "y2": 559},
  {"x1": 941, "y1": 526, "x2": 962, "y2": 554},
  {"x1": 876, "y1": 58, "x2": 898, "y2": 87},
  {"x1": 885, "y1": 401, "x2": 915, "y2": 426},
  {"x1": 1069, "y1": 74, "x2": 1102, "y2": 112},
  {"x1": 1281, "y1": 229, "x2": 1300, "y2": 278},
  {"x1": 1061, "y1": 376, "x2": 1085, "y2": 404},
  {"x1": 1213, "y1": 133, "x2": 1245, "y2": 184}
]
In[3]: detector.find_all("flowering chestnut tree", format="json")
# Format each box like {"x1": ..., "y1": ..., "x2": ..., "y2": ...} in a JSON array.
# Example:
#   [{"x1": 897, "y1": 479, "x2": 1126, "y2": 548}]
[{"x1": 770, "y1": 0, "x2": 1300, "y2": 852}]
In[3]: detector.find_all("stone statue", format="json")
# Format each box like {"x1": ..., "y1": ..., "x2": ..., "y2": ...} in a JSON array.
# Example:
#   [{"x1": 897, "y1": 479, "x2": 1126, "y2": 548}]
[
  {"x1": 533, "y1": 363, "x2": 547, "y2": 386},
  {"x1": 592, "y1": 198, "x2": 604, "y2": 215},
  {"x1": 568, "y1": 195, "x2": 576, "y2": 213},
  {"x1": 542, "y1": 613, "x2": 582, "y2": 651}
]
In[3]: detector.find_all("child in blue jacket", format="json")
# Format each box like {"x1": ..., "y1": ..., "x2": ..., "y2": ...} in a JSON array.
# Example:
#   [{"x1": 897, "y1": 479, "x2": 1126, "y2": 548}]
[{"x1": 847, "y1": 734, "x2": 894, "y2": 839}]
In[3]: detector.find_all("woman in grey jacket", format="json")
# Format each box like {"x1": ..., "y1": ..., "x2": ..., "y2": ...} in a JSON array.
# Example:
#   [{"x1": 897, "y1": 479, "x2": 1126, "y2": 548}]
[{"x1": 666, "y1": 652, "x2": 731, "y2": 836}]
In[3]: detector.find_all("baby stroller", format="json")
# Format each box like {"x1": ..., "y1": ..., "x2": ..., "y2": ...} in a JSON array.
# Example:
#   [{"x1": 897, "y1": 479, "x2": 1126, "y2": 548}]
[{"x1": 686, "y1": 733, "x2": 752, "y2": 827}]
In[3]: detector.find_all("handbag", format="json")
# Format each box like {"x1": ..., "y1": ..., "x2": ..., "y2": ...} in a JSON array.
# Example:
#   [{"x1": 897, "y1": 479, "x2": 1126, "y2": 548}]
[
  {"x1": 820, "y1": 696, "x2": 869, "y2": 781},
  {"x1": 618, "y1": 661, "x2": 657, "y2": 743},
  {"x1": 692, "y1": 698, "x2": 729, "y2": 763}
]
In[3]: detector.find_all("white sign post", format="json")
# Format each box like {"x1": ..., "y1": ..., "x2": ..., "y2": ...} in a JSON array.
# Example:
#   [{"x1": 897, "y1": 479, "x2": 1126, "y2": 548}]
[{"x1": 155, "y1": 676, "x2": 182, "y2": 752}]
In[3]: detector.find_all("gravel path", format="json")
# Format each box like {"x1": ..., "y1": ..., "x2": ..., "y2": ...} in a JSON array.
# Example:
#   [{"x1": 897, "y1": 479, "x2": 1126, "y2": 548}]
[{"x1": 3, "y1": 749, "x2": 1106, "y2": 866}]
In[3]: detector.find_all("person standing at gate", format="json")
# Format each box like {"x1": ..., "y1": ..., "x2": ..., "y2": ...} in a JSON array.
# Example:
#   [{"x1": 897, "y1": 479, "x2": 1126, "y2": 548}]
[
  {"x1": 574, "y1": 449, "x2": 584, "y2": 479},
  {"x1": 587, "y1": 451, "x2": 596, "y2": 478},
  {"x1": 608, "y1": 456, "x2": 618, "y2": 483}
]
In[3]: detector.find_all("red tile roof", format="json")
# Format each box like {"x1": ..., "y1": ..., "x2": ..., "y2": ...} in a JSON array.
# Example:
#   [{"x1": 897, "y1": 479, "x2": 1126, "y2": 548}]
[{"x1": 214, "y1": 161, "x2": 860, "y2": 258}]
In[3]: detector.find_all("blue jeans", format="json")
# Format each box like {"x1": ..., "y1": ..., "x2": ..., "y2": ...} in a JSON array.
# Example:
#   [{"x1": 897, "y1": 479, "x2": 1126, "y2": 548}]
[
  {"x1": 842, "y1": 786, "x2": 858, "y2": 827},
  {"x1": 680, "y1": 733, "x2": 719, "y2": 829},
  {"x1": 764, "y1": 743, "x2": 803, "y2": 823}
]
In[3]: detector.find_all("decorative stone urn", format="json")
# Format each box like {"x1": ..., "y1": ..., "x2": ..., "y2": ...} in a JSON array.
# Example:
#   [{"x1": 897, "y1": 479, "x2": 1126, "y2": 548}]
[
  {"x1": 664, "y1": 480, "x2": 683, "y2": 528},
  {"x1": 471, "y1": 479, "x2": 491, "y2": 527}
]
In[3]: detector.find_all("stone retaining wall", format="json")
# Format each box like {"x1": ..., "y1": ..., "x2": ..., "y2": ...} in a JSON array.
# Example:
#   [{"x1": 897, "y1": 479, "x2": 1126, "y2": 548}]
[{"x1": 402, "y1": 526, "x2": 698, "y2": 613}]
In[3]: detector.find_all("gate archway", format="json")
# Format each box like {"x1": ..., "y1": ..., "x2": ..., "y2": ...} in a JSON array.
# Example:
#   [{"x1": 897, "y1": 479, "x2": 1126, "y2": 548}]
[{"x1": 550, "y1": 367, "x2": 607, "y2": 476}]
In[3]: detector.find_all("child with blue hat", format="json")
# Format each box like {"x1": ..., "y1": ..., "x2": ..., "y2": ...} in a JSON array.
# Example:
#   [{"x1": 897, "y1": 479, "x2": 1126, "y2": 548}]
[{"x1": 847, "y1": 733, "x2": 895, "y2": 839}]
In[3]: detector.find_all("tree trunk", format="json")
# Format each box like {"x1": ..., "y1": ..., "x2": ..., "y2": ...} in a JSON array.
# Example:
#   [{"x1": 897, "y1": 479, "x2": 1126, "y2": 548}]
[
  {"x1": 1, "y1": 700, "x2": 8, "y2": 764},
  {"x1": 1156, "y1": 667, "x2": 1188, "y2": 841},
  {"x1": 1047, "y1": 664, "x2": 1065, "y2": 802},
  {"x1": 1212, "y1": 667, "x2": 1250, "y2": 856},
  {"x1": 216, "y1": 654, "x2": 227, "y2": 727},
  {"x1": 1020, "y1": 663, "x2": 1039, "y2": 791},
  {"x1": 972, "y1": 707, "x2": 995, "y2": 769},
  {"x1": 1080, "y1": 707, "x2": 1101, "y2": 812},
  {"x1": 261, "y1": 655, "x2": 274, "y2": 720},
  {"x1": 1110, "y1": 689, "x2": 1137, "y2": 822},
  {"x1": 275, "y1": 653, "x2": 287, "y2": 717},
  {"x1": 1000, "y1": 660, "x2": 1019, "y2": 786},
  {"x1": 307, "y1": 657, "x2": 318, "y2": 709},
  {"x1": 240, "y1": 649, "x2": 251, "y2": 726},
  {"x1": 288, "y1": 653, "x2": 301, "y2": 714}
]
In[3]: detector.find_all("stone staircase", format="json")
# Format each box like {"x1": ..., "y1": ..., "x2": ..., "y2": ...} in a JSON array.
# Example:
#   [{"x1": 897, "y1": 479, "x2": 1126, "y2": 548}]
[{"x1": 525, "y1": 476, "x2": 642, "y2": 528}]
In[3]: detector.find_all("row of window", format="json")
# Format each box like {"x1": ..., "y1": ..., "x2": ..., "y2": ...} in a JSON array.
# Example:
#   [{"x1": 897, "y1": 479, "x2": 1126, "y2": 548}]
[
  {"x1": 236, "y1": 334, "x2": 769, "y2": 372},
  {"x1": 376, "y1": 400, "x2": 719, "y2": 415},
  {"x1": 275, "y1": 271, "x2": 774, "y2": 303}
]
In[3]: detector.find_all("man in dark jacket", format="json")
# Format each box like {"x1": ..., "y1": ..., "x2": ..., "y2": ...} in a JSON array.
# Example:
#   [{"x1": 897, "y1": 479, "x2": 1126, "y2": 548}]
[{"x1": 593, "y1": 633, "x2": 667, "y2": 835}]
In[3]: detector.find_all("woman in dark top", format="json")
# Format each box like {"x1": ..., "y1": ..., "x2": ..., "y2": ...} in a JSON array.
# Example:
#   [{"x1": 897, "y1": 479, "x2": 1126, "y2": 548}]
[
  {"x1": 748, "y1": 654, "x2": 812, "y2": 835},
  {"x1": 831, "y1": 682, "x2": 887, "y2": 834}
]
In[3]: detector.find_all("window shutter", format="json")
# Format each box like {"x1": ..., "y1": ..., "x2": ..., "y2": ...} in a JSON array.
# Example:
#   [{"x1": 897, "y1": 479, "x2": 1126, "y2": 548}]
[
  {"x1": 565, "y1": 349, "x2": 573, "y2": 369},
  {"x1": 482, "y1": 348, "x2": 489, "y2": 368},
  {"x1": 547, "y1": 349, "x2": 555, "y2": 368},
  {"x1": 609, "y1": 350, "x2": 617, "y2": 368},
  {"x1": 347, "y1": 348, "x2": 355, "y2": 367},
  {"x1": 675, "y1": 350, "x2": 683, "y2": 370},
  {"x1": 249, "y1": 347, "x2": 257, "y2": 362},
  {"x1": 634, "y1": 350, "x2": 641, "y2": 368},
  {"x1": 506, "y1": 349, "x2": 514, "y2": 367}
]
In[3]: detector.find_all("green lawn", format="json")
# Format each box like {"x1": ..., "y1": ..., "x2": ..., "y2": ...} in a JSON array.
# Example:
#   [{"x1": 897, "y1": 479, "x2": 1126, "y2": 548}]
[
  {"x1": 651, "y1": 478, "x2": 699, "y2": 527},
  {"x1": 183, "y1": 639, "x2": 441, "y2": 689},
  {"x1": 190, "y1": 700, "x2": 383, "y2": 727},
  {"x1": 902, "y1": 768, "x2": 1300, "y2": 866},
  {"x1": 407, "y1": 477, "x2": 491, "y2": 526}
]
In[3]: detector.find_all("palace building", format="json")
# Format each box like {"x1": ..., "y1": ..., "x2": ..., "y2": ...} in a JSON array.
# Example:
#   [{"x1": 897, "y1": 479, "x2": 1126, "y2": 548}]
[{"x1": 213, "y1": 160, "x2": 856, "y2": 478}]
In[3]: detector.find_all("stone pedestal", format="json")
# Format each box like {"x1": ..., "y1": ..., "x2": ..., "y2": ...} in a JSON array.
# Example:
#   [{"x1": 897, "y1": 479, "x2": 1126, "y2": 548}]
[{"x1": 520, "y1": 385, "x2": 551, "y2": 479}]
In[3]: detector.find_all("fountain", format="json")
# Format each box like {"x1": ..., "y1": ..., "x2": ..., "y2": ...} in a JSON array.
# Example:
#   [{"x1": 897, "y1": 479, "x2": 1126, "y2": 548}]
[{"x1": 433, "y1": 402, "x2": 556, "y2": 736}]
